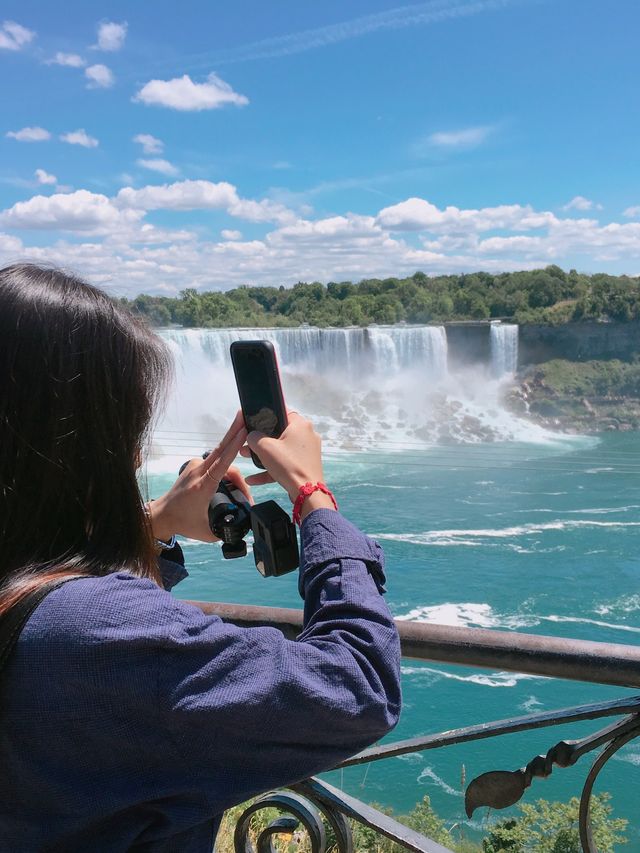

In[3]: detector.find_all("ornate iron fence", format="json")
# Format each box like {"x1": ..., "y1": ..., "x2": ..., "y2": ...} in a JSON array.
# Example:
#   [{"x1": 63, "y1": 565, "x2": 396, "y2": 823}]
[{"x1": 191, "y1": 602, "x2": 640, "y2": 853}]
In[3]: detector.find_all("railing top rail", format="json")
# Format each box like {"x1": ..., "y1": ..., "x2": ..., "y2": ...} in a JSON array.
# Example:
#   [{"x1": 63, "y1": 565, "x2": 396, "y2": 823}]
[{"x1": 188, "y1": 601, "x2": 640, "y2": 689}]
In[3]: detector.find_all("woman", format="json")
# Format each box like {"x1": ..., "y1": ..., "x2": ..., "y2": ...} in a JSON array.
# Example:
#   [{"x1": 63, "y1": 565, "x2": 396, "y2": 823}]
[{"x1": 0, "y1": 264, "x2": 401, "y2": 852}]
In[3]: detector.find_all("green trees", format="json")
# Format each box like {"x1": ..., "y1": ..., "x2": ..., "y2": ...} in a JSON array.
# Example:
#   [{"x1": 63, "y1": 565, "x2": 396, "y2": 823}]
[
  {"x1": 482, "y1": 794, "x2": 627, "y2": 853},
  {"x1": 527, "y1": 272, "x2": 563, "y2": 309},
  {"x1": 121, "y1": 267, "x2": 640, "y2": 328}
]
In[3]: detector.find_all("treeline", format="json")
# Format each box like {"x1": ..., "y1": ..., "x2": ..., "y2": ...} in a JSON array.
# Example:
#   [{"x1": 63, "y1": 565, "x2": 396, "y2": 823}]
[{"x1": 122, "y1": 266, "x2": 640, "y2": 328}]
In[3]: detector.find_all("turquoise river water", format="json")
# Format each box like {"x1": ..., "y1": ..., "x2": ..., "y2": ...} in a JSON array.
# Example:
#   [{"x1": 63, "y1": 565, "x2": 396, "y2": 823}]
[{"x1": 145, "y1": 431, "x2": 640, "y2": 847}]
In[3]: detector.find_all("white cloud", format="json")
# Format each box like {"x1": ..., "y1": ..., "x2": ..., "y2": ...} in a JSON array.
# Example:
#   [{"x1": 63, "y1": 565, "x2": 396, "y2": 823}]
[
  {"x1": 136, "y1": 158, "x2": 179, "y2": 176},
  {"x1": 377, "y1": 198, "x2": 444, "y2": 230},
  {"x1": 133, "y1": 133, "x2": 163, "y2": 154},
  {"x1": 424, "y1": 126, "x2": 494, "y2": 149},
  {"x1": 120, "y1": 224, "x2": 196, "y2": 246},
  {"x1": 562, "y1": 195, "x2": 603, "y2": 212},
  {"x1": 270, "y1": 214, "x2": 380, "y2": 244},
  {"x1": 117, "y1": 180, "x2": 238, "y2": 211},
  {"x1": 115, "y1": 179, "x2": 294, "y2": 224},
  {"x1": 0, "y1": 189, "x2": 142, "y2": 234},
  {"x1": 376, "y1": 197, "x2": 556, "y2": 233},
  {"x1": 85, "y1": 63, "x2": 114, "y2": 89},
  {"x1": 623, "y1": 206, "x2": 640, "y2": 219},
  {"x1": 6, "y1": 188, "x2": 640, "y2": 296},
  {"x1": 0, "y1": 232, "x2": 23, "y2": 253},
  {"x1": 35, "y1": 169, "x2": 57, "y2": 185},
  {"x1": 6, "y1": 126, "x2": 51, "y2": 142},
  {"x1": 48, "y1": 51, "x2": 85, "y2": 67},
  {"x1": 477, "y1": 235, "x2": 544, "y2": 255},
  {"x1": 228, "y1": 197, "x2": 295, "y2": 224},
  {"x1": 0, "y1": 20, "x2": 35, "y2": 51},
  {"x1": 95, "y1": 21, "x2": 127, "y2": 52},
  {"x1": 60, "y1": 129, "x2": 99, "y2": 148},
  {"x1": 134, "y1": 73, "x2": 248, "y2": 111}
]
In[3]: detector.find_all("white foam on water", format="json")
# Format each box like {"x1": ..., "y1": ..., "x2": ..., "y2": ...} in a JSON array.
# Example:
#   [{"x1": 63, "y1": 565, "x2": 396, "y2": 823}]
[
  {"x1": 507, "y1": 544, "x2": 567, "y2": 554},
  {"x1": 400, "y1": 665, "x2": 542, "y2": 688},
  {"x1": 374, "y1": 519, "x2": 640, "y2": 548},
  {"x1": 340, "y1": 482, "x2": 433, "y2": 491},
  {"x1": 519, "y1": 696, "x2": 544, "y2": 713},
  {"x1": 416, "y1": 767, "x2": 463, "y2": 797},
  {"x1": 511, "y1": 490, "x2": 569, "y2": 496},
  {"x1": 595, "y1": 594, "x2": 640, "y2": 616},
  {"x1": 614, "y1": 749, "x2": 640, "y2": 767},
  {"x1": 564, "y1": 505, "x2": 640, "y2": 515},
  {"x1": 396, "y1": 753, "x2": 424, "y2": 765},
  {"x1": 395, "y1": 602, "x2": 537, "y2": 630},
  {"x1": 503, "y1": 505, "x2": 640, "y2": 517},
  {"x1": 395, "y1": 600, "x2": 640, "y2": 638},
  {"x1": 540, "y1": 615, "x2": 640, "y2": 634}
]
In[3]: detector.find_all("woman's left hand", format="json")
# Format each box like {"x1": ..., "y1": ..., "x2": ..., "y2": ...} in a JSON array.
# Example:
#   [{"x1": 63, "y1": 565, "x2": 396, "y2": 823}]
[{"x1": 147, "y1": 411, "x2": 250, "y2": 543}]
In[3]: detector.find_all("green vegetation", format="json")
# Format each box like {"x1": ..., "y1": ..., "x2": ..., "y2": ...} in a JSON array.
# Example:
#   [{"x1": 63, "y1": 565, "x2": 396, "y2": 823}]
[
  {"x1": 514, "y1": 358, "x2": 640, "y2": 432},
  {"x1": 525, "y1": 359, "x2": 640, "y2": 398},
  {"x1": 121, "y1": 267, "x2": 640, "y2": 328},
  {"x1": 214, "y1": 793, "x2": 627, "y2": 852}
]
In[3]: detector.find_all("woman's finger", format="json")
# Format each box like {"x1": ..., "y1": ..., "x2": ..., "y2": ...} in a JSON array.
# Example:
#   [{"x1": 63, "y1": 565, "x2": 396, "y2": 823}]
[
  {"x1": 225, "y1": 465, "x2": 254, "y2": 505},
  {"x1": 201, "y1": 411, "x2": 245, "y2": 474},
  {"x1": 245, "y1": 471, "x2": 274, "y2": 486},
  {"x1": 200, "y1": 426, "x2": 247, "y2": 487},
  {"x1": 246, "y1": 429, "x2": 276, "y2": 453}
]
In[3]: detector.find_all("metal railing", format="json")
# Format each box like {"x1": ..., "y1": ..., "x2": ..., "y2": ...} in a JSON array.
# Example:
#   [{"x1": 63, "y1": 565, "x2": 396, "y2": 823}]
[{"x1": 191, "y1": 601, "x2": 640, "y2": 853}]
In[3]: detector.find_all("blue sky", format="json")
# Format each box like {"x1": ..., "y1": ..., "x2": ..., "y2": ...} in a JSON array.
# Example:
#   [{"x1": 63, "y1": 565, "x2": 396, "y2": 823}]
[{"x1": 1, "y1": 0, "x2": 639, "y2": 295}]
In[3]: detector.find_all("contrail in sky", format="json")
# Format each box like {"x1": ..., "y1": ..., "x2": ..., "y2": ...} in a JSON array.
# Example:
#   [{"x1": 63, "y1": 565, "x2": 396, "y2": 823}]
[{"x1": 174, "y1": 0, "x2": 524, "y2": 70}]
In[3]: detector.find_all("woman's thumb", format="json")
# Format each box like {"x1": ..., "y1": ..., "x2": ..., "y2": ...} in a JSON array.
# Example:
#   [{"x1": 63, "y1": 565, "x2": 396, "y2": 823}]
[{"x1": 247, "y1": 429, "x2": 274, "y2": 453}]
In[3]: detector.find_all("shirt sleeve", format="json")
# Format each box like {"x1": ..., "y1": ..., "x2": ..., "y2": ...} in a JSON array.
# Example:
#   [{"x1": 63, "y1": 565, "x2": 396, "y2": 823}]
[
  {"x1": 157, "y1": 509, "x2": 401, "y2": 812},
  {"x1": 157, "y1": 541, "x2": 188, "y2": 591}
]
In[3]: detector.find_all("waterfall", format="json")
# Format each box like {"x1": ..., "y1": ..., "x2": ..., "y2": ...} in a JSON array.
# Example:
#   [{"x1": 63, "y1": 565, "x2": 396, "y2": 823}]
[
  {"x1": 490, "y1": 323, "x2": 519, "y2": 378},
  {"x1": 161, "y1": 324, "x2": 449, "y2": 380},
  {"x1": 149, "y1": 322, "x2": 555, "y2": 471}
]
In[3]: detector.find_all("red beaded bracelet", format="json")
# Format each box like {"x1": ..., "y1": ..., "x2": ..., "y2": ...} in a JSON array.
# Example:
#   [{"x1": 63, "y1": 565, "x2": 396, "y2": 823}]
[{"x1": 292, "y1": 482, "x2": 338, "y2": 526}]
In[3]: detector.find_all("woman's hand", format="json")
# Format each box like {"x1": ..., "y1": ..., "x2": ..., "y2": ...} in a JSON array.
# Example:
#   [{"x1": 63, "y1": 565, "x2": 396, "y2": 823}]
[
  {"x1": 241, "y1": 411, "x2": 336, "y2": 521},
  {"x1": 148, "y1": 411, "x2": 249, "y2": 543}
]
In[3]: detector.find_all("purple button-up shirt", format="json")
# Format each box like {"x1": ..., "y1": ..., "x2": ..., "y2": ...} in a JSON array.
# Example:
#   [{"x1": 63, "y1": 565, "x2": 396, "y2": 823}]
[{"x1": 0, "y1": 510, "x2": 401, "y2": 852}]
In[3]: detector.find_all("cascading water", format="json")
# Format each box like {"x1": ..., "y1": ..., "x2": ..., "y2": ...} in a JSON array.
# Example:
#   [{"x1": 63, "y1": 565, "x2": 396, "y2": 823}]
[
  {"x1": 490, "y1": 323, "x2": 519, "y2": 378},
  {"x1": 151, "y1": 323, "x2": 556, "y2": 471},
  {"x1": 161, "y1": 325, "x2": 448, "y2": 378}
]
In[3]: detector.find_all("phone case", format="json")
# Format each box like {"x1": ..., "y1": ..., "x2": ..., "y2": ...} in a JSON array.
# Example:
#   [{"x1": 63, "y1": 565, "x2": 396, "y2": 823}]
[{"x1": 230, "y1": 341, "x2": 288, "y2": 469}]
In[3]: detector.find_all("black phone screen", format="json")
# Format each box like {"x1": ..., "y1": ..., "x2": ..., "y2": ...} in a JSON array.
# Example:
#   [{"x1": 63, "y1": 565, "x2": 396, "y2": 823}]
[{"x1": 230, "y1": 342, "x2": 286, "y2": 437}]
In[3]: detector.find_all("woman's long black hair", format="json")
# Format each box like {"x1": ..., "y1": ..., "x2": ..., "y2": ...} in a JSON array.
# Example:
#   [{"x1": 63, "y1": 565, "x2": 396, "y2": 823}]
[{"x1": 0, "y1": 263, "x2": 173, "y2": 614}]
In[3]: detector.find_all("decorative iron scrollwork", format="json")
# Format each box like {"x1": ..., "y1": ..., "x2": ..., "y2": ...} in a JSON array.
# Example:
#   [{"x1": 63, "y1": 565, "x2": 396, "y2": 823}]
[
  {"x1": 233, "y1": 788, "x2": 353, "y2": 853},
  {"x1": 464, "y1": 713, "x2": 640, "y2": 823}
]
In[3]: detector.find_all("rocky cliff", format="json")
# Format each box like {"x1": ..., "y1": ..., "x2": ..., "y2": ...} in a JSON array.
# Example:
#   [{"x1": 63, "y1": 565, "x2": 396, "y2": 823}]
[{"x1": 519, "y1": 320, "x2": 640, "y2": 365}]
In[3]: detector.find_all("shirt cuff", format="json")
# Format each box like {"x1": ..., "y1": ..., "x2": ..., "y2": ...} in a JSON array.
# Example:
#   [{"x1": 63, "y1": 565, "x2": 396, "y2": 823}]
[
  {"x1": 157, "y1": 541, "x2": 188, "y2": 591},
  {"x1": 299, "y1": 508, "x2": 387, "y2": 595}
]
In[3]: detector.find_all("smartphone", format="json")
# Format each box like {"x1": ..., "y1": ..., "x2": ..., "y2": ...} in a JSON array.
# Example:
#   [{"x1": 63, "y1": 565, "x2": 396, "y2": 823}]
[{"x1": 230, "y1": 340, "x2": 288, "y2": 469}]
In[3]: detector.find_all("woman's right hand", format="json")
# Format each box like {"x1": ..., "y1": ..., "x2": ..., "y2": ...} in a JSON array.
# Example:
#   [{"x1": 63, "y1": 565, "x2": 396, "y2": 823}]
[{"x1": 242, "y1": 413, "x2": 335, "y2": 518}]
